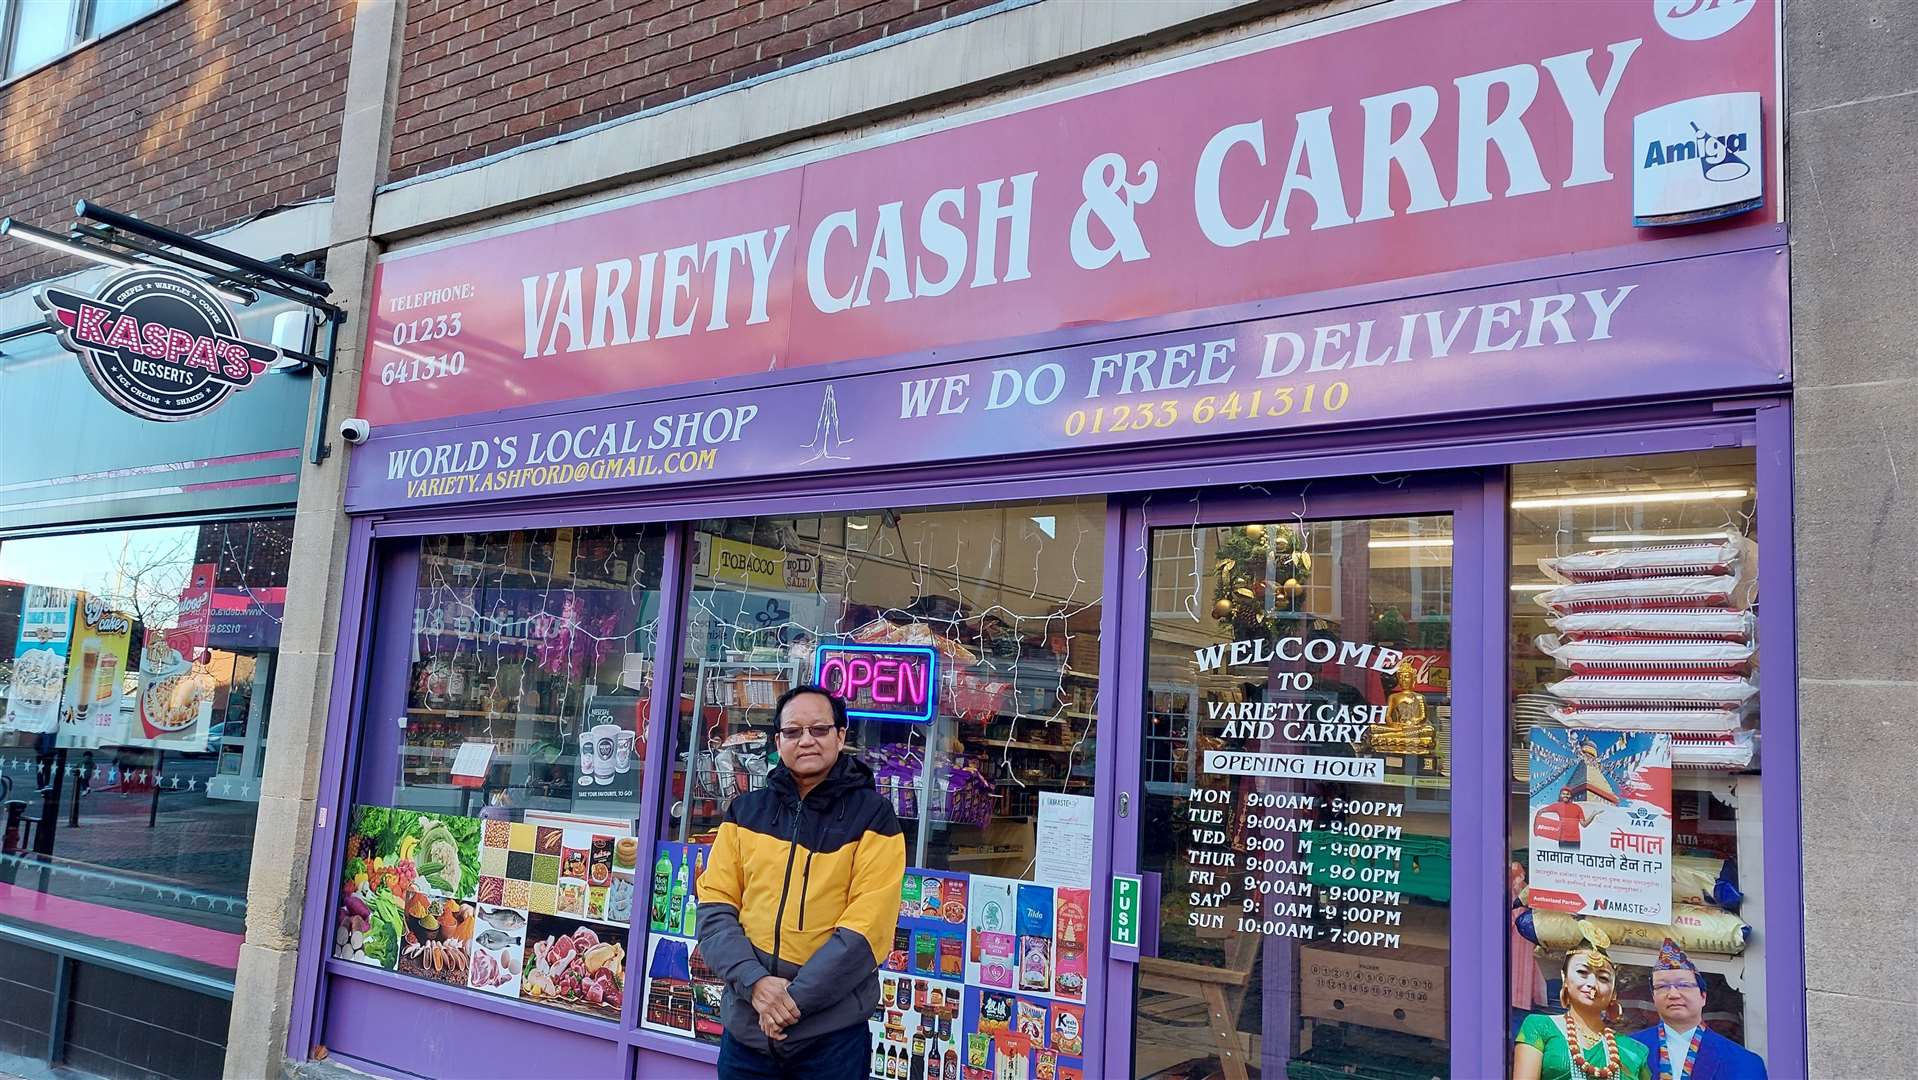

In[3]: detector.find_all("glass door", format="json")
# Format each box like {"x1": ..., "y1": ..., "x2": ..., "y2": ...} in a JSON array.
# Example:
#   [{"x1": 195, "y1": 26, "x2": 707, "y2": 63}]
[{"x1": 1119, "y1": 480, "x2": 1495, "y2": 1080}]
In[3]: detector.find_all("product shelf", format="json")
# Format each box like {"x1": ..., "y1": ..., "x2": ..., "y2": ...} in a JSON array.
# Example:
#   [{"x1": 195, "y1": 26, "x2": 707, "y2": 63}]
[
  {"x1": 989, "y1": 741, "x2": 1080, "y2": 754},
  {"x1": 406, "y1": 707, "x2": 568, "y2": 723},
  {"x1": 420, "y1": 553, "x2": 629, "y2": 592}
]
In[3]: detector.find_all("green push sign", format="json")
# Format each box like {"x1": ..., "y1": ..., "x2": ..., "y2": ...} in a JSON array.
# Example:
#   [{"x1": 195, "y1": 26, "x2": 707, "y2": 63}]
[{"x1": 1110, "y1": 875, "x2": 1142, "y2": 948}]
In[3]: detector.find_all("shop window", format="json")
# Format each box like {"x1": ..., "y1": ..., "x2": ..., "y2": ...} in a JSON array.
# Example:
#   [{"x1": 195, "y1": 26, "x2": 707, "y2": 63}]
[
  {"x1": 645, "y1": 499, "x2": 1104, "y2": 1046},
  {"x1": 331, "y1": 525, "x2": 665, "y2": 1022},
  {"x1": 1507, "y1": 450, "x2": 1770, "y2": 1076},
  {"x1": 0, "y1": 518, "x2": 291, "y2": 981},
  {"x1": 87, "y1": 0, "x2": 167, "y2": 37}
]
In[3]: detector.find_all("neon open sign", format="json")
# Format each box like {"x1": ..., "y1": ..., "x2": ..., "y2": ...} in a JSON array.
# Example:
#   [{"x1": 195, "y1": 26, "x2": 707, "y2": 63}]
[{"x1": 814, "y1": 644, "x2": 939, "y2": 723}]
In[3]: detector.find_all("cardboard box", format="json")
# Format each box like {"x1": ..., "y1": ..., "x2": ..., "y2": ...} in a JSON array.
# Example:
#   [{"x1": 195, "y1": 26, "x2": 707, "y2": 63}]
[{"x1": 1299, "y1": 945, "x2": 1448, "y2": 1040}]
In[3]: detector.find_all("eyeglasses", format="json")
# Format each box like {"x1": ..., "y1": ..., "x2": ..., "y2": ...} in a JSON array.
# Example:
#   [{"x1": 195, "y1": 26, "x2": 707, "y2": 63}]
[
  {"x1": 776, "y1": 724, "x2": 839, "y2": 742},
  {"x1": 1652, "y1": 980, "x2": 1701, "y2": 995}
]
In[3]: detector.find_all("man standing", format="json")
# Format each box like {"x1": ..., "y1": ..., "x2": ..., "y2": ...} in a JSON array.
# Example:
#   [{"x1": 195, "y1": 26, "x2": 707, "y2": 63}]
[
  {"x1": 1628, "y1": 940, "x2": 1767, "y2": 1079},
  {"x1": 697, "y1": 685, "x2": 906, "y2": 1080}
]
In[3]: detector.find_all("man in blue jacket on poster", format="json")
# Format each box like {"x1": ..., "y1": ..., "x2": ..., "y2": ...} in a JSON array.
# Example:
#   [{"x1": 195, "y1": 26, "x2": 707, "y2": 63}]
[{"x1": 1630, "y1": 940, "x2": 1767, "y2": 1080}]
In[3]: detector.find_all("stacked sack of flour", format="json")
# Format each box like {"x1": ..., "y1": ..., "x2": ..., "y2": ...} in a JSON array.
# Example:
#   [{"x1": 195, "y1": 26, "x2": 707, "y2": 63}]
[
  {"x1": 1532, "y1": 533, "x2": 1758, "y2": 771},
  {"x1": 1521, "y1": 534, "x2": 1758, "y2": 958}
]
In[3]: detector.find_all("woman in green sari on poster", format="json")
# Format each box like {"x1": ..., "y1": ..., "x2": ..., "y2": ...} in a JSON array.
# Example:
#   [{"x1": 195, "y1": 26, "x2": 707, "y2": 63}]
[{"x1": 1513, "y1": 922, "x2": 1653, "y2": 1080}]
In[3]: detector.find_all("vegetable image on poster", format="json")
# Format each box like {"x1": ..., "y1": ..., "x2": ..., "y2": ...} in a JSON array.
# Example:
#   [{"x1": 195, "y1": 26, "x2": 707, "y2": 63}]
[
  {"x1": 1527, "y1": 728, "x2": 1673, "y2": 924},
  {"x1": 335, "y1": 807, "x2": 484, "y2": 974}
]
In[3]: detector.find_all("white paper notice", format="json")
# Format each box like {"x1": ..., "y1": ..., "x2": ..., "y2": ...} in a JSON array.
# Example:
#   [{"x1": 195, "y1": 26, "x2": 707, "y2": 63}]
[
  {"x1": 1035, "y1": 792, "x2": 1095, "y2": 887},
  {"x1": 450, "y1": 741, "x2": 495, "y2": 782}
]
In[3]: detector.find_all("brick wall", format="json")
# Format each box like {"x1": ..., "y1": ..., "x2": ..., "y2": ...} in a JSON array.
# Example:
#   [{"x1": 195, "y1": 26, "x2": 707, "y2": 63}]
[
  {"x1": 0, "y1": 0, "x2": 354, "y2": 294},
  {"x1": 0, "y1": 938, "x2": 53, "y2": 1057},
  {"x1": 389, "y1": 0, "x2": 1002, "y2": 183},
  {"x1": 64, "y1": 963, "x2": 232, "y2": 1080}
]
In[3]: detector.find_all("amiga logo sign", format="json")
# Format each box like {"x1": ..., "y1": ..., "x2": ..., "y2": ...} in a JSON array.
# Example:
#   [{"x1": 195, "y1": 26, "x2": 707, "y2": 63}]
[
  {"x1": 36, "y1": 268, "x2": 281, "y2": 421},
  {"x1": 1632, "y1": 92, "x2": 1764, "y2": 226}
]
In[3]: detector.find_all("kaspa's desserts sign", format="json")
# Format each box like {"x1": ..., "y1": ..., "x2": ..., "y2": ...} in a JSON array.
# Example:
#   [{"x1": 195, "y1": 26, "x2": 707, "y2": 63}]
[{"x1": 37, "y1": 268, "x2": 281, "y2": 422}]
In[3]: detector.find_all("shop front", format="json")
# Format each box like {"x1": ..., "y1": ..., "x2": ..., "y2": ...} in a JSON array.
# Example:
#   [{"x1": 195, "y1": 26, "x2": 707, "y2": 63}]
[
  {"x1": 0, "y1": 214, "x2": 334, "y2": 1075},
  {"x1": 290, "y1": 3, "x2": 1801, "y2": 1078}
]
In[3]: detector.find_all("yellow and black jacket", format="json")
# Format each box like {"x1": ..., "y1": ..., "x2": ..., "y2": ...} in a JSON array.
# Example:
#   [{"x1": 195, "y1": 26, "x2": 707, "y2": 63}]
[{"x1": 696, "y1": 753, "x2": 904, "y2": 1052}]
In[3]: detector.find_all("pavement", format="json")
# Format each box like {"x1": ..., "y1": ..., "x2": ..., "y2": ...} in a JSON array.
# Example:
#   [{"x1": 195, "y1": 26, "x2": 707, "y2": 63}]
[
  {"x1": 0, "y1": 1048, "x2": 98, "y2": 1080},
  {"x1": 0, "y1": 1048, "x2": 383, "y2": 1080}
]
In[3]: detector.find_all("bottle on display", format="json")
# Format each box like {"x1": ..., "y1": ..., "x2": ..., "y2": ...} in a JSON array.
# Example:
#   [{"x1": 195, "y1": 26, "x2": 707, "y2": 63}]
[
  {"x1": 910, "y1": 1026, "x2": 926, "y2": 1080},
  {"x1": 668, "y1": 851, "x2": 689, "y2": 932},
  {"x1": 872, "y1": 1041, "x2": 886, "y2": 1078},
  {"x1": 943, "y1": 1047, "x2": 958, "y2": 1080},
  {"x1": 651, "y1": 849, "x2": 673, "y2": 931},
  {"x1": 889, "y1": 1046, "x2": 904, "y2": 1080},
  {"x1": 683, "y1": 853, "x2": 701, "y2": 937},
  {"x1": 447, "y1": 652, "x2": 469, "y2": 706}
]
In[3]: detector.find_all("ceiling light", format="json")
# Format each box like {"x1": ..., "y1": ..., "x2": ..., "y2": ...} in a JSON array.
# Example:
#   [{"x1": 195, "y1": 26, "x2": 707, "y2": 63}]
[
  {"x1": 1586, "y1": 531, "x2": 1738, "y2": 543},
  {"x1": 3, "y1": 218, "x2": 134, "y2": 270},
  {"x1": 1510, "y1": 583, "x2": 1556, "y2": 592},
  {"x1": 1, "y1": 218, "x2": 254, "y2": 305},
  {"x1": 846, "y1": 518, "x2": 870, "y2": 531},
  {"x1": 1511, "y1": 487, "x2": 1749, "y2": 510},
  {"x1": 1368, "y1": 537, "x2": 1453, "y2": 549}
]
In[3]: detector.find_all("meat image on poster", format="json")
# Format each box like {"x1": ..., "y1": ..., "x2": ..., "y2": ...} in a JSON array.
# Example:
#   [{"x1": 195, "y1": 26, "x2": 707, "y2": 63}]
[
  {"x1": 57, "y1": 594, "x2": 134, "y2": 749},
  {"x1": 520, "y1": 912, "x2": 626, "y2": 1020},
  {"x1": 1527, "y1": 728, "x2": 1673, "y2": 925},
  {"x1": 3, "y1": 586, "x2": 76, "y2": 734}
]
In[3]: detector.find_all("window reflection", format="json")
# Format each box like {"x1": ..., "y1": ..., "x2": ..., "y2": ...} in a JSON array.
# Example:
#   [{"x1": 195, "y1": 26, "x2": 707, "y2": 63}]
[
  {"x1": 0, "y1": 518, "x2": 290, "y2": 979},
  {"x1": 667, "y1": 501, "x2": 1106, "y2": 874}
]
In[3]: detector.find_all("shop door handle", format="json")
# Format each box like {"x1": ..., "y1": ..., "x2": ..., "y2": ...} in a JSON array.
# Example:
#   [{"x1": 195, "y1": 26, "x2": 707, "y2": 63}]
[{"x1": 1140, "y1": 871, "x2": 1161, "y2": 958}]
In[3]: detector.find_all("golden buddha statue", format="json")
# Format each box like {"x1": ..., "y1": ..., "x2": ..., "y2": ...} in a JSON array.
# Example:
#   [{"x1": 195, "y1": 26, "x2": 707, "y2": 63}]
[{"x1": 1368, "y1": 661, "x2": 1438, "y2": 768}]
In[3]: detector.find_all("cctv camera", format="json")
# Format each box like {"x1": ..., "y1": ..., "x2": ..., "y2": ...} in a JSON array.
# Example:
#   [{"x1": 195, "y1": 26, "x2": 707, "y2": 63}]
[{"x1": 339, "y1": 417, "x2": 371, "y2": 444}]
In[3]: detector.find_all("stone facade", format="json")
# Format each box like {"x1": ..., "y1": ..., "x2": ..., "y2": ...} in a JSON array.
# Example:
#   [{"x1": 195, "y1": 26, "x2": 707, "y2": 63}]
[{"x1": 1785, "y1": 3, "x2": 1918, "y2": 1076}]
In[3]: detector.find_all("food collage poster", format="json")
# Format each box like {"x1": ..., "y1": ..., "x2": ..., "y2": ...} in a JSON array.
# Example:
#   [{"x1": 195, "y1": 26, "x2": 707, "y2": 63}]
[
  {"x1": 865, "y1": 869, "x2": 969, "y2": 1076},
  {"x1": 1528, "y1": 728, "x2": 1674, "y2": 924},
  {"x1": 640, "y1": 841, "x2": 722, "y2": 1041},
  {"x1": 57, "y1": 594, "x2": 133, "y2": 749},
  {"x1": 962, "y1": 877, "x2": 1089, "y2": 1080},
  {"x1": 335, "y1": 806, "x2": 632, "y2": 1021},
  {"x1": 3, "y1": 586, "x2": 76, "y2": 735}
]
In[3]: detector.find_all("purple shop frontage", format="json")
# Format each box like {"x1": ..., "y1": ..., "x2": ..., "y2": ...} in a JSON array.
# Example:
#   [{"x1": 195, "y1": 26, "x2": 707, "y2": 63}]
[{"x1": 288, "y1": 3, "x2": 1803, "y2": 1078}]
